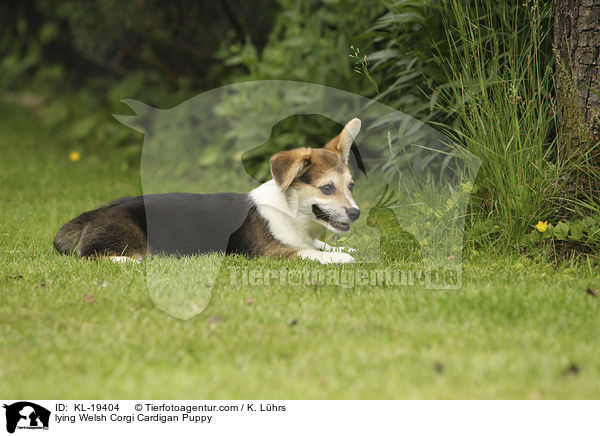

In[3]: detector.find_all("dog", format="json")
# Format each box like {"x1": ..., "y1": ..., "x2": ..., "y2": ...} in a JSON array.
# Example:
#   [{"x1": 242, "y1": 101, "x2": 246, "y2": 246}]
[{"x1": 53, "y1": 118, "x2": 362, "y2": 264}]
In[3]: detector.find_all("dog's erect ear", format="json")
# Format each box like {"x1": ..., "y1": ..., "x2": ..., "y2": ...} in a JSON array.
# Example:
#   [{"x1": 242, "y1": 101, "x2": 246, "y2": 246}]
[
  {"x1": 270, "y1": 148, "x2": 312, "y2": 191},
  {"x1": 324, "y1": 118, "x2": 361, "y2": 163}
]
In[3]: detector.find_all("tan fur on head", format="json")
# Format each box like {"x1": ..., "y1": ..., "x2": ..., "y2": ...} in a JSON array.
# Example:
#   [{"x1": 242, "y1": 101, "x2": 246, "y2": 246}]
[
  {"x1": 324, "y1": 118, "x2": 361, "y2": 163},
  {"x1": 270, "y1": 147, "x2": 312, "y2": 191}
]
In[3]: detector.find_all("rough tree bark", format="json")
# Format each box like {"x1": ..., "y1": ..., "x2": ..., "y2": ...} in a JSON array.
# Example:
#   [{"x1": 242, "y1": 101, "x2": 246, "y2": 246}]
[{"x1": 554, "y1": 0, "x2": 600, "y2": 150}]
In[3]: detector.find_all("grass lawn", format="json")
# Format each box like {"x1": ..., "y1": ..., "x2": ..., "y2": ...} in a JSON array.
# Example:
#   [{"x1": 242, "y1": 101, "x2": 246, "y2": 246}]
[{"x1": 1, "y1": 102, "x2": 599, "y2": 399}]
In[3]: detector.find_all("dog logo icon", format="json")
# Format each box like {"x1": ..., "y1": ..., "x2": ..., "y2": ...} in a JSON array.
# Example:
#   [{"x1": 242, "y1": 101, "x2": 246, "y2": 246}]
[{"x1": 3, "y1": 402, "x2": 50, "y2": 434}]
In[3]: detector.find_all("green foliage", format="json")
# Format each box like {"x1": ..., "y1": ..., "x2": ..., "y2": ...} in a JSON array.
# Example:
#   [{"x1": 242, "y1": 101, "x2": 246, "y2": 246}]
[
  {"x1": 356, "y1": 0, "x2": 447, "y2": 119},
  {"x1": 0, "y1": 7, "x2": 47, "y2": 92},
  {"x1": 220, "y1": 0, "x2": 383, "y2": 89},
  {"x1": 0, "y1": 1, "x2": 279, "y2": 96},
  {"x1": 0, "y1": 1, "x2": 283, "y2": 169}
]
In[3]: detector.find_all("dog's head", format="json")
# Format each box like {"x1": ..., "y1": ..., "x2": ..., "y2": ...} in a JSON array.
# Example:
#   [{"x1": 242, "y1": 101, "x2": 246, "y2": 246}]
[{"x1": 270, "y1": 118, "x2": 361, "y2": 233}]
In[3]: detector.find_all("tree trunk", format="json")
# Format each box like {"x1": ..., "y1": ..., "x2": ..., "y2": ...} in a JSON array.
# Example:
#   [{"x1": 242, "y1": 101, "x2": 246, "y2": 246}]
[{"x1": 554, "y1": 0, "x2": 600, "y2": 150}]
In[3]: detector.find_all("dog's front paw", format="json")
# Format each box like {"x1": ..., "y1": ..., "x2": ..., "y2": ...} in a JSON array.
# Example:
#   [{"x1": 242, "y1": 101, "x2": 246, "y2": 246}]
[
  {"x1": 109, "y1": 256, "x2": 141, "y2": 264},
  {"x1": 298, "y1": 249, "x2": 355, "y2": 264},
  {"x1": 321, "y1": 252, "x2": 355, "y2": 264}
]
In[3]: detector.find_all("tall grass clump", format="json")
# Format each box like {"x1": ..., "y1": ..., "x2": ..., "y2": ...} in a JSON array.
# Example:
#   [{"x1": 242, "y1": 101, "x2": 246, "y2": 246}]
[{"x1": 432, "y1": 0, "x2": 558, "y2": 248}]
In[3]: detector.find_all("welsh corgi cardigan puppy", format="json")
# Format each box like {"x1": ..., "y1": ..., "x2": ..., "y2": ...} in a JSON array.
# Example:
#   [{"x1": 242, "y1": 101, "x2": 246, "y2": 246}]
[{"x1": 54, "y1": 119, "x2": 362, "y2": 264}]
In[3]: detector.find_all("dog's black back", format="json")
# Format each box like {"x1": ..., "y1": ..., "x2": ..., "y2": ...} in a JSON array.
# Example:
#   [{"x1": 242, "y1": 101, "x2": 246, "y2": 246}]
[{"x1": 54, "y1": 193, "x2": 250, "y2": 258}]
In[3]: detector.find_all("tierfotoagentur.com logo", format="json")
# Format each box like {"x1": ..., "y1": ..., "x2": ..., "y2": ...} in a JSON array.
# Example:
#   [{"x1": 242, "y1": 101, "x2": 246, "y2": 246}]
[{"x1": 3, "y1": 402, "x2": 50, "y2": 434}]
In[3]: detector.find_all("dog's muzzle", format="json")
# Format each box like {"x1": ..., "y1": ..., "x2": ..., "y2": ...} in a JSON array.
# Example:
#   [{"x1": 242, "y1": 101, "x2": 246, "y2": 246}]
[
  {"x1": 346, "y1": 207, "x2": 360, "y2": 221},
  {"x1": 312, "y1": 204, "x2": 351, "y2": 232}
]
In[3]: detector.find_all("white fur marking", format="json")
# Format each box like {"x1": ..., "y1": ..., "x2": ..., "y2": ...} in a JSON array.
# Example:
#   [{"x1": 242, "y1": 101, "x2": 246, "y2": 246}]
[
  {"x1": 250, "y1": 180, "x2": 321, "y2": 249},
  {"x1": 109, "y1": 256, "x2": 140, "y2": 264},
  {"x1": 313, "y1": 239, "x2": 328, "y2": 250},
  {"x1": 297, "y1": 248, "x2": 355, "y2": 264},
  {"x1": 343, "y1": 118, "x2": 361, "y2": 142},
  {"x1": 338, "y1": 118, "x2": 361, "y2": 162},
  {"x1": 345, "y1": 192, "x2": 358, "y2": 210}
]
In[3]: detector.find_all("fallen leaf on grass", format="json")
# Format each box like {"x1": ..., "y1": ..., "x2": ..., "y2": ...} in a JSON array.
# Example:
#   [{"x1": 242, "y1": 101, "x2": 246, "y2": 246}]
[
  {"x1": 83, "y1": 293, "x2": 95, "y2": 303},
  {"x1": 207, "y1": 315, "x2": 226, "y2": 324},
  {"x1": 562, "y1": 364, "x2": 580, "y2": 376}
]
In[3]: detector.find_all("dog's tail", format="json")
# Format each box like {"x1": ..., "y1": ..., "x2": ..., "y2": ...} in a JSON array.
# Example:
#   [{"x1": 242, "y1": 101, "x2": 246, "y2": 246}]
[
  {"x1": 53, "y1": 217, "x2": 86, "y2": 254},
  {"x1": 53, "y1": 197, "x2": 133, "y2": 254}
]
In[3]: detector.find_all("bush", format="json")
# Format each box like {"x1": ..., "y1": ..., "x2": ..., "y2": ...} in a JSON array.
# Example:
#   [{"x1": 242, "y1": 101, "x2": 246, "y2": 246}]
[{"x1": 361, "y1": 0, "x2": 572, "y2": 250}]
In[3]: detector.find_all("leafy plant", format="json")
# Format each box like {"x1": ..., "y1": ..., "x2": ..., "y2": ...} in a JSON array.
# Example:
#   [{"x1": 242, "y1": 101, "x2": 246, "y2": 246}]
[
  {"x1": 523, "y1": 217, "x2": 600, "y2": 249},
  {"x1": 355, "y1": 0, "x2": 447, "y2": 120}
]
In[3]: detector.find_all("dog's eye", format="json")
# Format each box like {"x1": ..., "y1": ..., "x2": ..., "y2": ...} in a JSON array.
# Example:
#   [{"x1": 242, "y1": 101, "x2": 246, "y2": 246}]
[
  {"x1": 319, "y1": 184, "x2": 335, "y2": 195},
  {"x1": 348, "y1": 182, "x2": 354, "y2": 192}
]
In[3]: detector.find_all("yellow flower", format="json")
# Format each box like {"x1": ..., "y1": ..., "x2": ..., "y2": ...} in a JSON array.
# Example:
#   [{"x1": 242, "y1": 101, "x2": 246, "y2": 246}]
[
  {"x1": 536, "y1": 220, "x2": 548, "y2": 232},
  {"x1": 69, "y1": 151, "x2": 81, "y2": 162}
]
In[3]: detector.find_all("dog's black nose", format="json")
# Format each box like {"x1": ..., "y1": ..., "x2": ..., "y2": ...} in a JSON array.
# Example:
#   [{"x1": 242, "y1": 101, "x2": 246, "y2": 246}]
[{"x1": 346, "y1": 207, "x2": 361, "y2": 221}]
